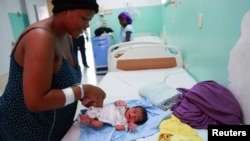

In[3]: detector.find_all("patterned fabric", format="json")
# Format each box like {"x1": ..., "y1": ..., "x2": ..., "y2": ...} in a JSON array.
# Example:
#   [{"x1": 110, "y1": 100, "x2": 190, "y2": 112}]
[
  {"x1": 158, "y1": 94, "x2": 181, "y2": 111},
  {"x1": 0, "y1": 27, "x2": 82, "y2": 141},
  {"x1": 139, "y1": 81, "x2": 181, "y2": 111}
]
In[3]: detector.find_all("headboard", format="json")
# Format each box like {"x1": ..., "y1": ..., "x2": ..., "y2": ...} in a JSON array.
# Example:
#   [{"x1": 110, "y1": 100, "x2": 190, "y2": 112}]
[
  {"x1": 133, "y1": 32, "x2": 165, "y2": 44},
  {"x1": 228, "y1": 10, "x2": 250, "y2": 124},
  {"x1": 108, "y1": 44, "x2": 183, "y2": 71}
]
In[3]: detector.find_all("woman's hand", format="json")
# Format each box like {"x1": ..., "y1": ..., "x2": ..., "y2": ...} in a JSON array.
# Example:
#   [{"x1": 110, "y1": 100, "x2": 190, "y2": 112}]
[{"x1": 81, "y1": 84, "x2": 106, "y2": 107}]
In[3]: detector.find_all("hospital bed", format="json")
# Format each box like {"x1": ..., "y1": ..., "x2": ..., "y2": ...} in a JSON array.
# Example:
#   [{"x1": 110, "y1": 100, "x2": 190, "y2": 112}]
[
  {"x1": 62, "y1": 44, "x2": 208, "y2": 141},
  {"x1": 99, "y1": 44, "x2": 208, "y2": 141},
  {"x1": 62, "y1": 10, "x2": 250, "y2": 141}
]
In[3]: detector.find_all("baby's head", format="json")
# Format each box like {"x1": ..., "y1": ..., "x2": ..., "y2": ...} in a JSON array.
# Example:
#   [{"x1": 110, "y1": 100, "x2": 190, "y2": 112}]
[{"x1": 125, "y1": 106, "x2": 148, "y2": 125}]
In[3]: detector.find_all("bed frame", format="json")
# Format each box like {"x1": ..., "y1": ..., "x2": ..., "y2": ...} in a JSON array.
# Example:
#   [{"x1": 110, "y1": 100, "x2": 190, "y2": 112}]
[{"x1": 108, "y1": 43, "x2": 183, "y2": 72}]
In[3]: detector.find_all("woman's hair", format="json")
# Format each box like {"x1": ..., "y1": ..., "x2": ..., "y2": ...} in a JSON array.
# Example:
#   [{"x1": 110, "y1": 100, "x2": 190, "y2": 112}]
[
  {"x1": 52, "y1": 0, "x2": 99, "y2": 14},
  {"x1": 118, "y1": 12, "x2": 133, "y2": 24}
]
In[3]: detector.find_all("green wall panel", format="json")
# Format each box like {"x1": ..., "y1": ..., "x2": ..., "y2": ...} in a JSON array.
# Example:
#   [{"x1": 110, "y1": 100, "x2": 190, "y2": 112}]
[
  {"x1": 90, "y1": 5, "x2": 162, "y2": 44},
  {"x1": 161, "y1": 0, "x2": 250, "y2": 86},
  {"x1": 8, "y1": 1, "x2": 250, "y2": 87},
  {"x1": 8, "y1": 12, "x2": 29, "y2": 41}
]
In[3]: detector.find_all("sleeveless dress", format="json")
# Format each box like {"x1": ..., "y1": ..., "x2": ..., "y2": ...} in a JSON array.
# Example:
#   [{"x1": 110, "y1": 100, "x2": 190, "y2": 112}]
[{"x1": 0, "y1": 27, "x2": 82, "y2": 141}]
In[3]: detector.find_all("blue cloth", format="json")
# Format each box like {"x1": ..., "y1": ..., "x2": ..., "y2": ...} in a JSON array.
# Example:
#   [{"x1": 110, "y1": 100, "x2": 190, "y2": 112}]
[
  {"x1": 0, "y1": 27, "x2": 82, "y2": 141},
  {"x1": 78, "y1": 97, "x2": 171, "y2": 141}
]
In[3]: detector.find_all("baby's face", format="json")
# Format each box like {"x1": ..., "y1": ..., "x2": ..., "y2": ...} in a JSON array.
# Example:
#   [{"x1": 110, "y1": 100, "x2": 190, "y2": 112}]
[{"x1": 125, "y1": 107, "x2": 143, "y2": 123}]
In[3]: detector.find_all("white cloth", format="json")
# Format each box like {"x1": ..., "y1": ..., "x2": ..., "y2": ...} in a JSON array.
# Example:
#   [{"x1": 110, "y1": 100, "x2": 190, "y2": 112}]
[
  {"x1": 228, "y1": 10, "x2": 250, "y2": 124},
  {"x1": 86, "y1": 104, "x2": 128, "y2": 126}
]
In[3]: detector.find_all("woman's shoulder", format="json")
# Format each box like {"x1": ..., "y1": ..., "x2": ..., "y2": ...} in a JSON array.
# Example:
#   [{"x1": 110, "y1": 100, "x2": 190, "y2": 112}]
[{"x1": 23, "y1": 18, "x2": 54, "y2": 35}]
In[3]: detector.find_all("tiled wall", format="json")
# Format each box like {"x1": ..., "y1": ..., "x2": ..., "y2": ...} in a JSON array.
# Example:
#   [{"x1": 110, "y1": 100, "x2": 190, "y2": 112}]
[{"x1": 0, "y1": 73, "x2": 8, "y2": 96}]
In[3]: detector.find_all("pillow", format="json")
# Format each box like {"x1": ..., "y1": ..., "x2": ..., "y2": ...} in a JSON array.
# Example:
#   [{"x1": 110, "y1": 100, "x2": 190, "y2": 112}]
[{"x1": 139, "y1": 81, "x2": 181, "y2": 111}]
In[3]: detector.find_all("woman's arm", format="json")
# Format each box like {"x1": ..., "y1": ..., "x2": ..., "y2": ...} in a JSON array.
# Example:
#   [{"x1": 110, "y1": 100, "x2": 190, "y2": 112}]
[{"x1": 19, "y1": 29, "x2": 105, "y2": 112}]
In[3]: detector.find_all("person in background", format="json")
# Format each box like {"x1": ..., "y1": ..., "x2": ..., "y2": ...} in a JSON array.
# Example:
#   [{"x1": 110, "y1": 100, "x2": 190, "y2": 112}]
[
  {"x1": 118, "y1": 12, "x2": 134, "y2": 43},
  {"x1": 72, "y1": 31, "x2": 89, "y2": 68},
  {"x1": 80, "y1": 100, "x2": 148, "y2": 132},
  {"x1": 0, "y1": 0, "x2": 106, "y2": 140}
]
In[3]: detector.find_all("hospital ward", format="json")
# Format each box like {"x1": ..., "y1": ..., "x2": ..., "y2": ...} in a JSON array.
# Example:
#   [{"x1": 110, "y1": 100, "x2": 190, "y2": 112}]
[{"x1": 0, "y1": 0, "x2": 250, "y2": 141}]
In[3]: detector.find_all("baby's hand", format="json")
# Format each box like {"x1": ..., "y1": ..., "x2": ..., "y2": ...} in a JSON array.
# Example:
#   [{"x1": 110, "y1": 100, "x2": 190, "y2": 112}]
[
  {"x1": 128, "y1": 122, "x2": 137, "y2": 132},
  {"x1": 115, "y1": 124, "x2": 125, "y2": 131},
  {"x1": 115, "y1": 100, "x2": 127, "y2": 106}
]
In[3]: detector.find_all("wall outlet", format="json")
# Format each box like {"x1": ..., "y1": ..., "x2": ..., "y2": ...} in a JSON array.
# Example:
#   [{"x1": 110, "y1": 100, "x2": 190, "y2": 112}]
[{"x1": 101, "y1": 20, "x2": 107, "y2": 27}]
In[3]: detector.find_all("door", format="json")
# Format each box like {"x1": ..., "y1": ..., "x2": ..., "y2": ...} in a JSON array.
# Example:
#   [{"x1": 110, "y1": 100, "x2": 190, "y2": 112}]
[{"x1": 24, "y1": 0, "x2": 49, "y2": 24}]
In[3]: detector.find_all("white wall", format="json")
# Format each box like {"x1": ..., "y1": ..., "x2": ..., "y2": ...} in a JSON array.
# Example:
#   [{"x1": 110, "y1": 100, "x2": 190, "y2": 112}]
[
  {"x1": 97, "y1": 0, "x2": 161, "y2": 9},
  {"x1": 0, "y1": 0, "x2": 49, "y2": 75},
  {"x1": 0, "y1": 0, "x2": 160, "y2": 75},
  {"x1": 0, "y1": 0, "x2": 16, "y2": 75},
  {"x1": 24, "y1": 0, "x2": 49, "y2": 24},
  {"x1": 5, "y1": 0, "x2": 26, "y2": 13}
]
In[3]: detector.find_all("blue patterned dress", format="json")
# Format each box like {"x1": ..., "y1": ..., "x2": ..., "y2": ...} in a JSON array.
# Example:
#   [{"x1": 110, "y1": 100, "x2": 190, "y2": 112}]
[{"x1": 0, "y1": 27, "x2": 82, "y2": 141}]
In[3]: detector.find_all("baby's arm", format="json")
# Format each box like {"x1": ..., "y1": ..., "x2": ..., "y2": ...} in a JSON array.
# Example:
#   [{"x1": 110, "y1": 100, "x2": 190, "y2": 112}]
[
  {"x1": 115, "y1": 124, "x2": 126, "y2": 131},
  {"x1": 114, "y1": 100, "x2": 128, "y2": 108},
  {"x1": 115, "y1": 122, "x2": 137, "y2": 132}
]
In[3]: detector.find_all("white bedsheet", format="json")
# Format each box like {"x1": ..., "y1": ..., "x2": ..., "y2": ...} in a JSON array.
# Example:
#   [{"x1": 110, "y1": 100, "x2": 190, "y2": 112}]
[
  {"x1": 100, "y1": 68, "x2": 196, "y2": 104},
  {"x1": 133, "y1": 36, "x2": 164, "y2": 44},
  {"x1": 99, "y1": 68, "x2": 207, "y2": 141},
  {"x1": 62, "y1": 68, "x2": 208, "y2": 141}
]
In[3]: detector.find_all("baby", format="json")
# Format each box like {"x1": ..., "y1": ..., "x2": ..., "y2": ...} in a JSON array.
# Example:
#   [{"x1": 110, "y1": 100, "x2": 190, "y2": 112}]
[{"x1": 79, "y1": 100, "x2": 148, "y2": 131}]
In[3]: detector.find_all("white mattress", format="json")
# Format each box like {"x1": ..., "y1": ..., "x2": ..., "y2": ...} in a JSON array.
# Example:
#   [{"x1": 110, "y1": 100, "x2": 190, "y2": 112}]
[
  {"x1": 133, "y1": 36, "x2": 163, "y2": 44},
  {"x1": 99, "y1": 68, "x2": 207, "y2": 141},
  {"x1": 62, "y1": 68, "x2": 208, "y2": 141},
  {"x1": 100, "y1": 68, "x2": 196, "y2": 104}
]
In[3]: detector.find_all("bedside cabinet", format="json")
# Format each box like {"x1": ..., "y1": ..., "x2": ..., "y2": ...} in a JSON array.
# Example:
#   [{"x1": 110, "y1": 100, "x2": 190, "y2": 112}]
[{"x1": 91, "y1": 35, "x2": 113, "y2": 74}]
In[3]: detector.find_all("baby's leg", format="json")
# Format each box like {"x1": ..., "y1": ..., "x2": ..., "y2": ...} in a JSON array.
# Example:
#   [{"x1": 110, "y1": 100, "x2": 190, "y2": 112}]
[
  {"x1": 90, "y1": 119, "x2": 103, "y2": 128},
  {"x1": 79, "y1": 114, "x2": 103, "y2": 128},
  {"x1": 79, "y1": 114, "x2": 90, "y2": 125}
]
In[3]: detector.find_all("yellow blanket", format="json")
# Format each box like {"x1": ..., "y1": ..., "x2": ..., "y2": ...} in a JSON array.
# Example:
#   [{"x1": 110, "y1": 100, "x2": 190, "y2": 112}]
[{"x1": 158, "y1": 115, "x2": 202, "y2": 141}]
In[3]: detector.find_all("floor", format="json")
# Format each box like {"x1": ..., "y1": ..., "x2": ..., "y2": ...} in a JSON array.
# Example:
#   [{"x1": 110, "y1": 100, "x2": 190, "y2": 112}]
[{"x1": 78, "y1": 39, "x2": 105, "y2": 85}]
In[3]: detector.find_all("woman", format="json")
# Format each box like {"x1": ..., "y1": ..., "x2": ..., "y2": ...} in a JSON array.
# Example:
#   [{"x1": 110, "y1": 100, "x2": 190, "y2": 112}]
[
  {"x1": 118, "y1": 12, "x2": 134, "y2": 42},
  {"x1": 0, "y1": 0, "x2": 106, "y2": 140}
]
